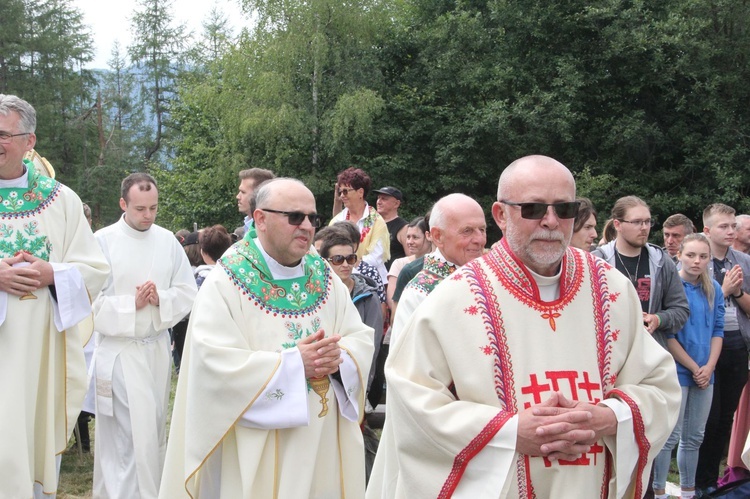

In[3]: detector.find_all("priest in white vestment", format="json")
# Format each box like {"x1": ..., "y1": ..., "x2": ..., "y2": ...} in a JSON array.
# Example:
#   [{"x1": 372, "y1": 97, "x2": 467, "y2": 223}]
[
  {"x1": 367, "y1": 156, "x2": 681, "y2": 499},
  {"x1": 0, "y1": 94, "x2": 110, "y2": 498},
  {"x1": 92, "y1": 173, "x2": 197, "y2": 498},
  {"x1": 160, "y1": 178, "x2": 374, "y2": 498}
]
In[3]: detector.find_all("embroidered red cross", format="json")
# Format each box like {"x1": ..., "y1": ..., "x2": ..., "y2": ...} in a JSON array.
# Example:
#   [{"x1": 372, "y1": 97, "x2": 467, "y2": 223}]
[{"x1": 521, "y1": 373, "x2": 551, "y2": 409}]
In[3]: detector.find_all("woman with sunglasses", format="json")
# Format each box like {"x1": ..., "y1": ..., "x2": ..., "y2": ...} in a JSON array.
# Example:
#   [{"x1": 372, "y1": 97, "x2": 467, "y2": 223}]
[
  {"x1": 319, "y1": 228, "x2": 384, "y2": 482},
  {"x1": 330, "y1": 167, "x2": 390, "y2": 284}
]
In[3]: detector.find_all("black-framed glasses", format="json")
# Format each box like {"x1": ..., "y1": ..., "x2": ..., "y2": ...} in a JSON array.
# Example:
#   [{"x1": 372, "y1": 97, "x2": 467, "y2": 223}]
[
  {"x1": 327, "y1": 254, "x2": 358, "y2": 266},
  {"x1": 0, "y1": 132, "x2": 29, "y2": 144},
  {"x1": 259, "y1": 208, "x2": 322, "y2": 228},
  {"x1": 500, "y1": 200, "x2": 580, "y2": 220},
  {"x1": 619, "y1": 219, "x2": 654, "y2": 228}
]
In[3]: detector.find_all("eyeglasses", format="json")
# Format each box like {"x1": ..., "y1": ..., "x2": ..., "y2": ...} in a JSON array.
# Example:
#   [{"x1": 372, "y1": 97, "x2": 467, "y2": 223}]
[
  {"x1": 339, "y1": 188, "x2": 354, "y2": 197},
  {"x1": 259, "y1": 208, "x2": 322, "y2": 228},
  {"x1": 500, "y1": 200, "x2": 580, "y2": 220},
  {"x1": 619, "y1": 219, "x2": 654, "y2": 228},
  {"x1": 0, "y1": 132, "x2": 29, "y2": 144},
  {"x1": 327, "y1": 254, "x2": 358, "y2": 265}
]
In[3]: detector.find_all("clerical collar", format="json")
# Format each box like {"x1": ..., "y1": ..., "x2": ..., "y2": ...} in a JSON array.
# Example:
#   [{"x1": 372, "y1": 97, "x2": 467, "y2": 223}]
[
  {"x1": 527, "y1": 265, "x2": 562, "y2": 302},
  {"x1": 254, "y1": 238, "x2": 305, "y2": 279},
  {"x1": 0, "y1": 164, "x2": 28, "y2": 188}
]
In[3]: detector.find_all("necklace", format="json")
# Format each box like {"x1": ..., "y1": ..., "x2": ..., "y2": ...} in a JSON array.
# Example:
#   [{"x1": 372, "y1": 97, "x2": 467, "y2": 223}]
[{"x1": 615, "y1": 249, "x2": 641, "y2": 285}]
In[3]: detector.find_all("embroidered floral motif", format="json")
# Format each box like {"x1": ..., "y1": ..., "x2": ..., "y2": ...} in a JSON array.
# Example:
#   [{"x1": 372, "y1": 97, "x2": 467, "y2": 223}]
[
  {"x1": 406, "y1": 254, "x2": 458, "y2": 295},
  {"x1": 610, "y1": 292, "x2": 620, "y2": 302},
  {"x1": 464, "y1": 305, "x2": 478, "y2": 315},
  {"x1": 346, "y1": 205, "x2": 379, "y2": 243},
  {"x1": 486, "y1": 239, "x2": 583, "y2": 331},
  {"x1": 0, "y1": 224, "x2": 51, "y2": 261},
  {"x1": 265, "y1": 389, "x2": 284, "y2": 401},
  {"x1": 612, "y1": 329, "x2": 620, "y2": 341},
  {"x1": 219, "y1": 237, "x2": 330, "y2": 318},
  {"x1": 281, "y1": 317, "x2": 322, "y2": 350},
  {"x1": 0, "y1": 159, "x2": 59, "y2": 217},
  {"x1": 479, "y1": 345, "x2": 493, "y2": 355}
]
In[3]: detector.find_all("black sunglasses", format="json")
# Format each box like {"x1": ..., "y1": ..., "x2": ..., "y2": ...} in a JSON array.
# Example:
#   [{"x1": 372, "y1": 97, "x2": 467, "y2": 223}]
[
  {"x1": 259, "y1": 208, "x2": 322, "y2": 228},
  {"x1": 327, "y1": 254, "x2": 358, "y2": 265},
  {"x1": 500, "y1": 200, "x2": 580, "y2": 220}
]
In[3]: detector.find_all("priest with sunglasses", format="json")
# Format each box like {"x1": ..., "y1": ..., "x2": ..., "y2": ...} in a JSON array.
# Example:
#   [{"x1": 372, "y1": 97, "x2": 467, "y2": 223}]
[
  {"x1": 161, "y1": 178, "x2": 374, "y2": 498},
  {"x1": 367, "y1": 156, "x2": 680, "y2": 499}
]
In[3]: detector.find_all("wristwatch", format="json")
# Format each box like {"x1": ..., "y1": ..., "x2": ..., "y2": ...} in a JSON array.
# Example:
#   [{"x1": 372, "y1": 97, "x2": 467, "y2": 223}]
[{"x1": 735, "y1": 289, "x2": 745, "y2": 299}]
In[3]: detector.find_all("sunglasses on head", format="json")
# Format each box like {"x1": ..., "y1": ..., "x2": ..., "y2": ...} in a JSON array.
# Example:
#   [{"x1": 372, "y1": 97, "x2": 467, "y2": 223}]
[
  {"x1": 500, "y1": 200, "x2": 580, "y2": 220},
  {"x1": 259, "y1": 208, "x2": 322, "y2": 228},
  {"x1": 327, "y1": 254, "x2": 358, "y2": 266}
]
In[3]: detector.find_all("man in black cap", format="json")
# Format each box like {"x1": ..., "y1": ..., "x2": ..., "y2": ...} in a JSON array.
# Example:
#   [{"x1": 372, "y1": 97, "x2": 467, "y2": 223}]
[{"x1": 374, "y1": 186, "x2": 407, "y2": 270}]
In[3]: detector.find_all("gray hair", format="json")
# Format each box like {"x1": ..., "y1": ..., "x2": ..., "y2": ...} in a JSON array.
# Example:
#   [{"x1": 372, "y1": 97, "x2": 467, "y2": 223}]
[
  {"x1": 254, "y1": 177, "x2": 307, "y2": 211},
  {"x1": 0, "y1": 94, "x2": 36, "y2": 133},
  {"x1": 430, "y1": 193, "x2": 476, "y2": 230}
]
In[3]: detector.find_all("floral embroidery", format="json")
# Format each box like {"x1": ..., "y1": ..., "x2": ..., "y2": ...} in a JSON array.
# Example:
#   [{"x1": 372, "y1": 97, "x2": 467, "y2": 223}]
[
  {"x1": 612, "y1": 329, "x2": 620, "y2": 341},
  {"x1": 610, "y1": 292, "x2": 620, "y2": 302},
  {"x1": 464, "y1": 305, "x2": 479, "y2": 315},
  {"x1": 0, "y1": 159, "x2": 59, "y2": 217},
  {"x1": 281, "y1": 317, "x2": 322, "y2": 350},
  {"x1": 346, "y1": 205, "x2": 379, "y2": 243},
  {"x1": 479, "y1": 345, "x2": 493, "y2": 355},
  {"x1": 406, "y1": 254, "x2": 458, "y2": 295},
  {"x1": 265, "y1": 389, "x2": 284, "y2": 401},
  {"x1": 0, "y1": 224, "x2": 51, "y2": 261},
  {"x1": 486, "y1": 239, "x2": 583, "y2": 331},
  {"x1": 219, "y1": 237, "x2": 330, "y2": 318}
]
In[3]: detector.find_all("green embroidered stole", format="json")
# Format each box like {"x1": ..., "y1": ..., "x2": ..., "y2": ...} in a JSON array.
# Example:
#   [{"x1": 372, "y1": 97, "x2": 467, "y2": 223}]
[
  {"x1": 219, "y1": 235, "x2": 330, "y2": 319},
  {"x1": 406, "y1": 253, "x2": 458, "y2": 295},
  {"x1": 0, "y1": 159, "x2": 57, "y2": 260}
]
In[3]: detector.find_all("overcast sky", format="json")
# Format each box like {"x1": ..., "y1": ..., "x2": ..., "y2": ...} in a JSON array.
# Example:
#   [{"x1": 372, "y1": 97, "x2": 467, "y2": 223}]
[{"x1": 74, "y1": 0, "x2": 249, "y2": 69}]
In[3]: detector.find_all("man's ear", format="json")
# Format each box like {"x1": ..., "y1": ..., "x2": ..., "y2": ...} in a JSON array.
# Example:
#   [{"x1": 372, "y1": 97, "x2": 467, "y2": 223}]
[
  {"x1": 119, "y1": 198, "x2": 127, "y2": 212},
  {"x1": 491, "y1": 202, "x2": 507, "y2": 231}
]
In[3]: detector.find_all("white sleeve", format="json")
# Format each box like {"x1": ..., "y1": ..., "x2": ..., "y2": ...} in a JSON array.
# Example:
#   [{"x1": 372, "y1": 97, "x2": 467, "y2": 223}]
[
  {"x1": 238, "y1": 348, "x2": 309, "y2": 429},
  {"x1": 450, "y1": 415, "x2": 518, "y2": 498},
  {"x1": 600, "y1": 398, "x2": 637, "y2": 499},
  {"x1": 330, "y1": 350, "x2": 361, "y2": 422},
  {"x1": 50, "y1": 262, "x2": 91, "y2": 332}
]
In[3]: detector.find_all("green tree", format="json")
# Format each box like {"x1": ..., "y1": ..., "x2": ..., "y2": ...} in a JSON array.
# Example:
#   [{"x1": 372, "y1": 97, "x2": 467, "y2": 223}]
[{"x1": 129, "y1": 0, "x2": 189, "y2": 162}]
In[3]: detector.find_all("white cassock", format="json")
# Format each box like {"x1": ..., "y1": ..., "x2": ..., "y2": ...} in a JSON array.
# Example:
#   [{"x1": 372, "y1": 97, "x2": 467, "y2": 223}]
[
  {"x1": 0, "y1": 160, "x2": 109, "y2": 498},
  {"x1": 367, "y1": 240, "x2": 681, "y2": 499},
  {"x1": 159, "y1": 236, "x2": 374, "y2": 498},
  {"x1": 92, "y1": 216, "x2": 197, "y2": 499}
]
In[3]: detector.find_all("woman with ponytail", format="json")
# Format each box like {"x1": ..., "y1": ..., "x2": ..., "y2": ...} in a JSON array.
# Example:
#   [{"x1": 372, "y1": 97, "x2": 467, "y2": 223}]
[{"x1": 653, "y1": 233, "x2": 725, "y2": 499}]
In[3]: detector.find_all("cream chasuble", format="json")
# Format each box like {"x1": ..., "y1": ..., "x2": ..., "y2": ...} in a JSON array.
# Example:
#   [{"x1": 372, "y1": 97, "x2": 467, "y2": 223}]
[
  {"x1": 367, "y1": 240, "x2": 680, "y2": 499},
  {"x1": 92, "y1": 217, "x2": 197, "y2": 498},
  {"x1": 160, "y1": 235, "x2": 374, "y2": 499},
  {"x1": 390, "y1": 249, "x2": 458, "y2": 345},
  {"x1": 0, "y1": 160, "x2": 109, "y2": 497}
]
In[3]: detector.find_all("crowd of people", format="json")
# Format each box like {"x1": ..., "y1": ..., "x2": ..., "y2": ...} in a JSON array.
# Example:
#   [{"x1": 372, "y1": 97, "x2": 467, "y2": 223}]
[{"x1": 3, "y1": 92, "x2": 750, "y2": 499}]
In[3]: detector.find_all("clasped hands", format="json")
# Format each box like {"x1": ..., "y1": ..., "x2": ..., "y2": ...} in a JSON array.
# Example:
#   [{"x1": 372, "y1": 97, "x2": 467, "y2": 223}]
[
  {"x1": 135, "y1": 280, "x2": 159, "y2": 309},
  {"x1": 516, "y1": 391, "x2": 617, "y2": 462},
  {"x1": 0, "y1": 253, "x2": 54, "y2": 295},
  {"x1": 299, "y1": 329, "x2": 343, "y2": 378}
]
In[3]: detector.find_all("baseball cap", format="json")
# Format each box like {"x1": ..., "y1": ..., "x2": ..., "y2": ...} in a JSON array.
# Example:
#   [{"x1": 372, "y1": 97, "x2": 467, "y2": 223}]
[{"x1": 373, "y1": 186, "x2": 403, "y2": 202}]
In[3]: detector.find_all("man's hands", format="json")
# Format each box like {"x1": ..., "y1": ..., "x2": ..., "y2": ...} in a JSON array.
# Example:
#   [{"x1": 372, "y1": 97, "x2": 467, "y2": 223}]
[
  {"x1": 0, "y1": 253, "x2": 53, "y2": 296},
  {"x1": 516, "y1": 392, "x2": 617, "y2": 461},
  {"x1": 135, "y1": 280, "x2": 159, "y2": 309},
  {"x1": 298, "y1": 329, "x2": 343, "y2": 378},
  {"x1": 642, "y1": 313, "x2": 660, "y2": 334},
  {"x1": 722, "y1": 264, "x2": 743, "y2": 298}
]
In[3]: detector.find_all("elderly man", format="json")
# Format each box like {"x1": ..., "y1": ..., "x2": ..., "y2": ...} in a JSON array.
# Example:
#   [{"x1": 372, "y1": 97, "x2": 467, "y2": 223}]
[
  {"x1": 0, "y1": 94, "x2": 109, "y2": 497},
  {"x1": 389, "y1": 193, "x2": 486, "y2": 344},
  {"x1": 367, "y1": 155, "x2": 680, "y2": 499},
  {"x1": 733, "y1": 214, "x2": 750, "y2": 254},
  {"x1": 236, "y1": 167, "x2": 275, "y2": 230},
  {"x1": 662, "y1": 213, "x2": 695, "y2": 261},
  {"x1": 92, "y1": 173, "x2": 197, "y2": 498},
  {"x1": 160, "y1": 178, "x2": 374, "y2": 498}
]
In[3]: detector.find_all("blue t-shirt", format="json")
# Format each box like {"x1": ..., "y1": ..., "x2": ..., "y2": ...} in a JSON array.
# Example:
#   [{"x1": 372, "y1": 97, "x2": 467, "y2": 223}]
[{"x1": 668, "y1": 279, "x2": 725, "y2": 386}]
